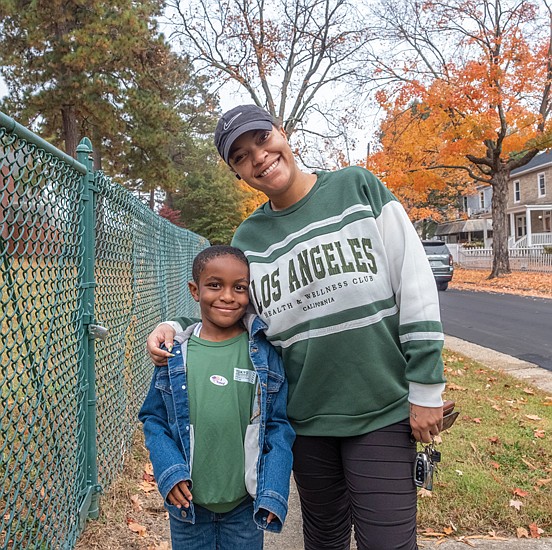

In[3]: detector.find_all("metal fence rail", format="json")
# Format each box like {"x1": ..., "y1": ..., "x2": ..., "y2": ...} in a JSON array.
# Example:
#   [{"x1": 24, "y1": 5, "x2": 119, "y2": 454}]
[{"x1": 0, "y1": 111, "x2": 208, "y2": 549}]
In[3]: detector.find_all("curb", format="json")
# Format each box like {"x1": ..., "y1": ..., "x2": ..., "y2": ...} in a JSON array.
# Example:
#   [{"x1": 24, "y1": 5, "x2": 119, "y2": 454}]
[{"x1": 444, "y1": 336, "x2": 552, "y2": 394}]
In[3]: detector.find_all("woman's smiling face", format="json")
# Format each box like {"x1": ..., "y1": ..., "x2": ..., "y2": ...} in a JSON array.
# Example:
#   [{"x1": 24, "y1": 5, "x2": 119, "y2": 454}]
[{"x1": 228, "y1": 126, "x2": 301, "y2": 209}]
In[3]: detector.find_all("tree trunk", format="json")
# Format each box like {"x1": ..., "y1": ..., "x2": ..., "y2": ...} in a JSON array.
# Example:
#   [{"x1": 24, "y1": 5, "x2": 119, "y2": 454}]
[
  {"x1": 165, "y1": 190, "x2": 175, "y2": 209},
  {"x1": 92, "y1": 128, "x2": 103, "y2": 171},
  {"x1": 489, "y1": 170, "x2": 511, "y2": 278},
  {"x1": 149, "y1": 188, "x2": 155, "y2": 211},
  {"x1": 61, "y1": 104, "x2": 79, "y2": 158}
]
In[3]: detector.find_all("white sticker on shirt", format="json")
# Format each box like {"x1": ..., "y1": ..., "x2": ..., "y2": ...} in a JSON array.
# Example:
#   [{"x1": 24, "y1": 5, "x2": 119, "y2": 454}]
[
  {"x1": 233, "y1": 368, "x2": 256, "y2": 384},
  {"x1": 210, "y1": 375, "x2": 228, "y2": 386}
]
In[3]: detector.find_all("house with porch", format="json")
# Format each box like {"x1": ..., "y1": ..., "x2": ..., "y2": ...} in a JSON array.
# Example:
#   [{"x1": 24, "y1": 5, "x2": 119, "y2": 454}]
[
  {"x1": 435, "y1": 184, "x2": 493, "y2": 247},
  {"x1": 434, "y1": 150, "x2": 552, "y2": 250},
  {"x1": 508, "y1": 150, "x2": 552, "y2": 248}
]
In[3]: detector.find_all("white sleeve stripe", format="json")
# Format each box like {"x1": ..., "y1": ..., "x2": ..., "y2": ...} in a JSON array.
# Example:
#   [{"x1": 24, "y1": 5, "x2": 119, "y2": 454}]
[
  {"x1": 399, "y1": 331, "x2": 444, "y2": 343},
  {"x1": 271, "y1": 305, "x2": 398, "y2": 349},
  {"x1": 243, "y1": 204, "x2": 373, "y2": 259}
]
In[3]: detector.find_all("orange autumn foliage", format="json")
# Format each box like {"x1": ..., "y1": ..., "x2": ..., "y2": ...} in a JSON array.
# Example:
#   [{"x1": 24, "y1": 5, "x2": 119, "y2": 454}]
[{"x1": 369, "y1": 0, "x2": 552, "y2": 277}]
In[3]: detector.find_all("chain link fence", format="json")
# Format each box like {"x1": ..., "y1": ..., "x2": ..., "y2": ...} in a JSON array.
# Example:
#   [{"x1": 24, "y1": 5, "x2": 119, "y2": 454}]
[{"x1": 1, "y1": 111, "x2": 208, "y2": 549}]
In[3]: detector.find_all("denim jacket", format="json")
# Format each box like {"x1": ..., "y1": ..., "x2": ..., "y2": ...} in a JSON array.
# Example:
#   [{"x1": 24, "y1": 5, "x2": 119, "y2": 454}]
[{"x1": 138, "y1": 314, "x2": 295, "y2": 532}]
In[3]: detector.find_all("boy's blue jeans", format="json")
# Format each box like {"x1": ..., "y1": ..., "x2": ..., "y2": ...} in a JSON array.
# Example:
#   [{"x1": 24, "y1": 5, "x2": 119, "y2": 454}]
[{"x1": 168, "y1": 496, "x2": 264, "y2": 549}]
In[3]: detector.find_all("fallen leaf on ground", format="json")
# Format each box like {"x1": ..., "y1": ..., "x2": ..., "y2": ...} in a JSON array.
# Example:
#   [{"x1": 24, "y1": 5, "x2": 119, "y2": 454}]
[
  {"x1": 534, "y1": 429, "x2": 546, "y2": 439},
  {"x1": 139, "y1": 480, "x2": 157, "y2": 493},
  {"x1": 529, "y1": 523, "x2": 544, "y2": 538},
  {"x1": 130, "y1": 494, "x2": 143, "y2": 511},
  {"x1": 127, "y1": 521, "x2": 147, "y2": 537},
  {"x1": 509, "y1": 499, "x2": 523, "y2": 510},
  {"x1": 536, "y1": 478, "x2": 552, "y2": 487},
  {"x1": 517, "y1": 527, "x2": 529, "y2": 538},
  {"x1": 446, "y1": 383, "x2": 467, "y2": 391},
  {"x1": 521, "y1": 458, "x2": 537, "y2": 470},
  {"x1": 143, "y1": 468, "x2": 155, "y2": 483},
  {"x1": 454, "y1": 536, "x2": 476, "y2": 547},
  {"x1": 513, "y1": 488, "x2": 529, "y2": 497},
  {"x1": 523, "y1": 388, "x2": 535, "y2": 395},
  {"x1": 524, "y1": 414, "x2": 542, "y2": 421}
]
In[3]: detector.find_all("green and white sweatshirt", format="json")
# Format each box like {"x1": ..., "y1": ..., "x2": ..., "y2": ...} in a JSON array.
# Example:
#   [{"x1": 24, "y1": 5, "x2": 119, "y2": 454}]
[
  {"x1": 168, "y1": 167, "x2": 445, "y2": 435},
  {"x1": 229, "y1": 166, "x2": 445, "y2": 436}
]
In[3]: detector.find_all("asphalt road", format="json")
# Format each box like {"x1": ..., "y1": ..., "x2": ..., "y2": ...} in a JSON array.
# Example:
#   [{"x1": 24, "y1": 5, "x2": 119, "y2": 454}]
[{"x1": 438, "y1": 288, "x2": 552, "y2": 371}]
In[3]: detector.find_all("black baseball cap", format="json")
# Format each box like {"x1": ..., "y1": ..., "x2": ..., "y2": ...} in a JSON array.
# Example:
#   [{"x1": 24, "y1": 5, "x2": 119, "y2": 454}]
[{"x1": 214, "y1": 105, "x2": 275, "y2": 164}]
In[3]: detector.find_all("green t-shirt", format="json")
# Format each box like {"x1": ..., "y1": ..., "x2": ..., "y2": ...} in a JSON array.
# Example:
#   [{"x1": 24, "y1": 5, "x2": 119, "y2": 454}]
[{"x1": 187, "y1": 331, "x2": 256, "y2": 512}]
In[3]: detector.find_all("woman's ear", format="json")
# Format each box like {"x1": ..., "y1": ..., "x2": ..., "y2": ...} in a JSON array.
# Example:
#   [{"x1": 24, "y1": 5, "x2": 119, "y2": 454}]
[{"x1": 279, "y1": 126, "x2": 287, "y2": 140}]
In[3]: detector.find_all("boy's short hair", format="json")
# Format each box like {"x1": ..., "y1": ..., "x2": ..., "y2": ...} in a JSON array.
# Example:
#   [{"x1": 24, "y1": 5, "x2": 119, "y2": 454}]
[{"x1": 192, "y1": 245, "x2": 249, "y2": 283}]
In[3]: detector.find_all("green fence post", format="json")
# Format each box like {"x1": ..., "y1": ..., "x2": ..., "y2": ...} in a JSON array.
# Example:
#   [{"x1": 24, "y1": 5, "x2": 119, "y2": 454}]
[{"x1": 76, "y1": 137, "x2": 102, "y2": 527}]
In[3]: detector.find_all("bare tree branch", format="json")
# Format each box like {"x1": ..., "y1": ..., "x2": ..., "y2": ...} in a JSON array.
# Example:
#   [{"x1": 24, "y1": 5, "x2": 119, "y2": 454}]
[{"x1": 166, "y1": 0, "x2": 374, "y2": 158}]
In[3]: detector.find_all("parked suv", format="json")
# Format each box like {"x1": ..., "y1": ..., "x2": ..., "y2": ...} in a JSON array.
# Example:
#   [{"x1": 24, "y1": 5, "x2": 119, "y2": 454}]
[{"x1": 421, "y1": 240, "x2": 454, "y2": 291}]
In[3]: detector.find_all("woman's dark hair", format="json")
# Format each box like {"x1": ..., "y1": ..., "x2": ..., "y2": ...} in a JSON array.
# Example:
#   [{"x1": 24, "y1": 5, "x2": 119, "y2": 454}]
[{"x1": 192, "y1": 245, "x2": 249, "y2": 283}]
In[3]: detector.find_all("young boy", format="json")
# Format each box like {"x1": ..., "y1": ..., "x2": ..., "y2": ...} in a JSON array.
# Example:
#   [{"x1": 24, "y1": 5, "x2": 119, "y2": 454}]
[{"x1": 138, "y1": 245, "x2": 295, "y2": 549}]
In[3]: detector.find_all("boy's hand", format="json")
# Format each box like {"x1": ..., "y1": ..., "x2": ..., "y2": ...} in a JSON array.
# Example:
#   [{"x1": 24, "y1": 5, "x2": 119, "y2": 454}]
[
  {"x1": 168, "y1": 480, "x2": 192, "y2": 508},
  {"x1": 146, "y1": 324, "x2": 177, "y2": 365},
  {"x1": 266, "y1": 512, "x2": 276, "y2": 524}
]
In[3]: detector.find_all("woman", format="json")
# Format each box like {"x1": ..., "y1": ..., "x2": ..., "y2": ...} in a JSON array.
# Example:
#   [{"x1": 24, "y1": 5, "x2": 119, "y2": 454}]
[{"x1": 147, "y1": 104, "x2": 446, "y2": 550}]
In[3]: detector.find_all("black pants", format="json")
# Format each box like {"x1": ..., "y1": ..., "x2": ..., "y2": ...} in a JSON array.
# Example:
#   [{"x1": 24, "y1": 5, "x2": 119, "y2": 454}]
[{"x1": 292, "y1": 419, "x2": 418, "y2": 550}]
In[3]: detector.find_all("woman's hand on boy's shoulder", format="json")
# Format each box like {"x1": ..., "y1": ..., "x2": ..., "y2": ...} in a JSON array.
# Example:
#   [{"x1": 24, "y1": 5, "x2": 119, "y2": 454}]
[{"x1": 146, "y1": 324, "x2": 177, "y2": 366}]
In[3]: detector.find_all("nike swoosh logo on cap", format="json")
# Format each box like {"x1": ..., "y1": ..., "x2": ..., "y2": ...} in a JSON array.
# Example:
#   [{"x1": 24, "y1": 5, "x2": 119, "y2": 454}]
[{"x1": 223, "y1": 113, "x2": 242, "y2": 130}]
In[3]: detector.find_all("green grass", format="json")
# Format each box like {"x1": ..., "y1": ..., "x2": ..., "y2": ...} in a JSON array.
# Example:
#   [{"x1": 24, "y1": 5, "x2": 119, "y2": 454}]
[{"x1": 417, "y1": 349, "x2": 552, "y2": 537}]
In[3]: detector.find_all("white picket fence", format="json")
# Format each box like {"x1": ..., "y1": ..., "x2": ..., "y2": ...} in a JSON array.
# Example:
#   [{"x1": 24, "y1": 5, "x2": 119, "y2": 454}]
[{"x1": 448, "y1": 244, "x2": 552, "y2": 273}]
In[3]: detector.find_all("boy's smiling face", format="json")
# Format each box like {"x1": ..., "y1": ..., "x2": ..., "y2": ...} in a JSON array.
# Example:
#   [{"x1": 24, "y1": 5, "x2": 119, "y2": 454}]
[{"x1": 188, "y1": 255, "x2": 250, "y2": 341}]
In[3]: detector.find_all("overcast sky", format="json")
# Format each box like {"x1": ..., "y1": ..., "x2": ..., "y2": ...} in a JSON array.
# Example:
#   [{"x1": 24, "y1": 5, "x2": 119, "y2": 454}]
[{"x1": 0, "y1": 62, "x2": 374, "y2": 167}]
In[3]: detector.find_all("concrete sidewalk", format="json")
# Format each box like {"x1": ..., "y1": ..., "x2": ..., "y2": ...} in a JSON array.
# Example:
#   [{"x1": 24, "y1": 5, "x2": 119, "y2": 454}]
[
  {"x1": 265, "y1": 336, "x2": 552, "y2": 549},
  {"x1": 265, "y1": 479, "x2": 552, "y2": 549}
]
